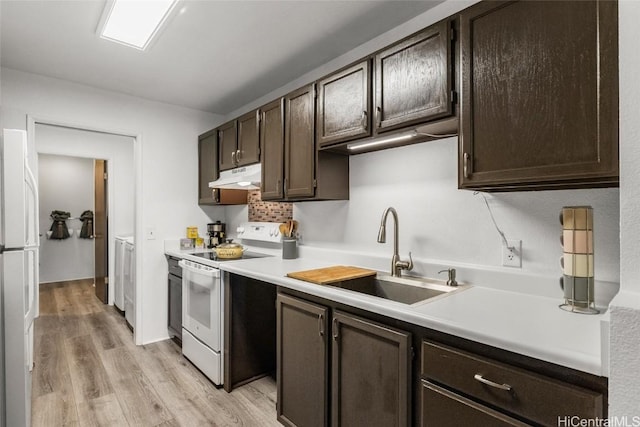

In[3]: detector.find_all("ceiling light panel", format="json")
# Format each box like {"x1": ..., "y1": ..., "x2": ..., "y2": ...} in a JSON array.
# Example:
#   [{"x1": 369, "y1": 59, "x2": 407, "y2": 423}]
[{"x1": 100, "y1": 0, "x2": 178, "y2": 50}]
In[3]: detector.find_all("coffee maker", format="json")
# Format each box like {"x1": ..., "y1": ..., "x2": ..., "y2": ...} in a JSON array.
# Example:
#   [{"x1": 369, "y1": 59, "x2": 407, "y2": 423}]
[{"x1": 207, "y1": 221, "x2": 226, "y2": 248}]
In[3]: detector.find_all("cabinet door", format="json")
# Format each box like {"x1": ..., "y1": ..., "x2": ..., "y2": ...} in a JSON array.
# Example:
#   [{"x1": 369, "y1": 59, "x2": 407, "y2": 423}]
[
  {"x1": 276, "y1": 294, "x2": 329, "y2": 427},
  {"x1": 331, "y1": 311, "x2": 411, "y2": 427},
  {"x1": 237, "y1": 109, "x2": 261, "y2": 166},
  {"x1": 317, "y1": 60, "x2": 371, "y2": 147},
  {"x1": 198, "y1": 130, "x2": 218, "y2": 205},
  {"x1": 421, "y1": 381, "x2": 528, "y2": 427},
  {"x1": 285, "y1": 84, "x2": 316, "y2": 199},
  {"x1": 374, "y1": 20, "x2": 452, "y2": 133},
  {"x1": 168, "y1": 273, "x2": 182, "y2": 341},
  {"x1": 459, "y1": 0, "x2": 618, "y2": 190},
  {"x1": 218, "y1": 120, "x2": 238, "y2": 171},
  {"x1": 260, "y1": 98, "x2": 285, "y2": 201}
]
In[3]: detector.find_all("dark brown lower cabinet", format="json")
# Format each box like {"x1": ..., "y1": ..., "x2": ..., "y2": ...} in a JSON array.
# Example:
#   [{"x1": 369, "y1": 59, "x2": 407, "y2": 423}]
[
  {"x1": 276, "y1": 294, "x2": 329, "y2": 427},
  {"x1": 276, "y1": 294, "x2": 411, "y2": 427},
  {"x1": 274, "y1": 291, "x2": 605, "y2": 427},
  {"x1": 332, "y1": 310, "x2": 411, "y2": 427},
  {"x1": 421, "y1": 340, "x2": 604, "y2": 426},
  {"x1": 421, "y1": 381, "x2": 527, "y2": 427}
]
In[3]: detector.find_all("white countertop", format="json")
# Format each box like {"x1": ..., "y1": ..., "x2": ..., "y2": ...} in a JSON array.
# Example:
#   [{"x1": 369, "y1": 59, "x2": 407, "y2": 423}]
[{"x1": 166, "y1": 247, "x2": 608, "y2": 377}]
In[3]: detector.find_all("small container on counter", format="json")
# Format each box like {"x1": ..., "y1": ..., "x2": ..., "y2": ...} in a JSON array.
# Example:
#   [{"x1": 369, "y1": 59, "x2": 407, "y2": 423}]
[
  {"x1": 180, "y1": 238, "x2": 194, "y2": 250},
  {"x1": 195, "y1": 237, "x2": 205, "y2": 249},
  {"x1": 282, "y1": 238, "x2": 298, "y2": 259},
  {"x1": 186, "y1": 226, "x2": 198, "y2": 239}
]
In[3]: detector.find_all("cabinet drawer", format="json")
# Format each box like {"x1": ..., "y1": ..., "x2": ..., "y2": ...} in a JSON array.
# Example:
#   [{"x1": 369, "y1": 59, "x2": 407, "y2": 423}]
[
  {"x1": 421, "y1": 380, "x2": 527, "y2": 427},
  {"x1": 167, "y1": 257, "x2": 182, "y2": 278},
  {"x1": 421, "y1": 341, "x2": 603, "y2": 426}
]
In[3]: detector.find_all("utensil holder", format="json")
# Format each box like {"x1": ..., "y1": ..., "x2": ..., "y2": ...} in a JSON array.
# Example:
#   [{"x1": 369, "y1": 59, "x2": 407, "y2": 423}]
[
  {"x1": 282, "y1": 238, "x2": 298, "y2": 259},
  {"x1": 558, "y1": 206, "x2": 598, "y2": 314}
]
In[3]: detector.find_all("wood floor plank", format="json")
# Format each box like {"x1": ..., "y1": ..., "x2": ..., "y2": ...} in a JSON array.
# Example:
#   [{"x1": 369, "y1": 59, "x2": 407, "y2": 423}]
[
  {"x1": 146, "y1": 368, "x2": 223, "y2": 427},
  {"x1": 32, "y1": 391, "x2": 80, "y2": 427},
  {"x1": 34, "y1": 279, "x2": 278, "y2": 426},
  {"x1": 86, "y1": 311, "x2": 123, "y2": 350},
  {"x1": 130, "y1": 341, "x2": 184, "y2": 384},
  {"x1": 72, "y1": 280, "x2": 105, "y2": 315},
  {"x1": 65, "y1": 334, "x2": 114, "y2": 402},
  {"x1": 155, "y1": 419, "x2": 181, "y2": 427},
  {"x1": 59, "y1": 314, "x2": 90, "y2": 342},
  {"x1": 33, "y1": 332, "x2": 67, "y2": 397},
  {"x1": 112, "y1": 372, "x2": 173, "y2": 426},
  {"x1": 233, "y1": 376, "x2": 278, "y2": 417},
  {"x1": 76, "y1": 393, "x2": 129, "y2": 427},
  {"x1": 99, "y1": 346, "x2": 143, "y2": 383},
  {"x1": 38, "y1": 283, "x2": 59, "y2": 316}
]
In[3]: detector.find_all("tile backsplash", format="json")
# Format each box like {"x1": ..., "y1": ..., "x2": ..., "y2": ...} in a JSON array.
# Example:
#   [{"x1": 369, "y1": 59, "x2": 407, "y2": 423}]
[{"x1": 248, "y1": 190, "x2": 293, "y2": 222}]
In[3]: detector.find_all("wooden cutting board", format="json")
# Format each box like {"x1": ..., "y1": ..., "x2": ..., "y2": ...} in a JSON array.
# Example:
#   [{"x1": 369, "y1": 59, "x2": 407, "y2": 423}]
[{"x1": 287, "y1": 265, "x2": 376, "y2": 285}]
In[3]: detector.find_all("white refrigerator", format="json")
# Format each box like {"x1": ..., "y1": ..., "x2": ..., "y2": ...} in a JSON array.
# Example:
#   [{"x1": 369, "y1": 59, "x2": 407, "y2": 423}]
[{"x1": 0, "y1": 129, "x2": 39, "y2": 427}]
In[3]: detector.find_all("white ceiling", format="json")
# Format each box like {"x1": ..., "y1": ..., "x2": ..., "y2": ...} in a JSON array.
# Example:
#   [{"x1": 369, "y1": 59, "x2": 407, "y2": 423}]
[{"x1": 1, "y1": 0, "x2": 442, "y2": 115}]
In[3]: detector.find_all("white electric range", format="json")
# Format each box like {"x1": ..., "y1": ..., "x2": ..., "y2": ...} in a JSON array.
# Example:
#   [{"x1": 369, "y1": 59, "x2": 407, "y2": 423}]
[{"x1": 179, "y1": 222, "x2": 282, "y2": 386}]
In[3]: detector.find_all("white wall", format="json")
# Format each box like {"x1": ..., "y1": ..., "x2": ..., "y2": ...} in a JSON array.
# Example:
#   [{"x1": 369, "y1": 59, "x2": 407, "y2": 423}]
[
  {"x1": 296, "y1": 141, "x2": 619, "y2": 283},
  {"x1": 35, "y1": 125, "x2": 135, "y2": 300},
  {"x1": 38, "y1": 154, "x2": 95, "y2": 283},
  {"x1": 0, "y1": 67, "x2": 224, "y2": 344},
  {"x1": 609, "y1": 0, "x2": 640, "y2": 418}
]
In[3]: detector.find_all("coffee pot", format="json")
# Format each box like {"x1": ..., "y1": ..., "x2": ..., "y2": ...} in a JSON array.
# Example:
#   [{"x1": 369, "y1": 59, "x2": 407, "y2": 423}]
[{"x1": 207, "y1": 221, "x2": 226, "y2": 248}]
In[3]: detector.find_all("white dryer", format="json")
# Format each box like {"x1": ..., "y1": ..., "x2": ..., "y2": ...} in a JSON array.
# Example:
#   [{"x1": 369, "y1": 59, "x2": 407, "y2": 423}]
[
  {"x1": 114, "y1": 235, "x2": 132, "y2": 312},
  {"x1": 123, "y1": 238, "x2": 135, "y2": 329}
]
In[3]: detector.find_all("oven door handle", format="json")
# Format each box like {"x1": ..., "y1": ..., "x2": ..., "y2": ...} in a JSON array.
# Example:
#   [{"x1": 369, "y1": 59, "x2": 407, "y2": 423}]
[{"x1": 178, "y1": 260, "x2": 220, "y2": 278}]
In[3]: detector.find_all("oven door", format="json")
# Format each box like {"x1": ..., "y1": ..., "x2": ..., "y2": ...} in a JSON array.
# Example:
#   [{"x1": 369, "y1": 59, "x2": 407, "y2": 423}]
[{"x1": 179, "y1": 260, "x2": 221, "y2": 351}]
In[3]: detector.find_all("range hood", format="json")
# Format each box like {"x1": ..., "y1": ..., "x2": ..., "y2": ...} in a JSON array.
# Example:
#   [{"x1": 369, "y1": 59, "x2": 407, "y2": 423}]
[{"x1": 209, "y1": 163, "x2": 261, "y2": 190}]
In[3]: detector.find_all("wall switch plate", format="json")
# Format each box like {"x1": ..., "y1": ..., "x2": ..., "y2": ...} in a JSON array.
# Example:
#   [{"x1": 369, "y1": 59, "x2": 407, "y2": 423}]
[
  {"x1": 502, "y1": 239, "x2": 522, "y2": 268},
  {"x1": 146, "y1": 226, "x2": 156, "y2": 240}
]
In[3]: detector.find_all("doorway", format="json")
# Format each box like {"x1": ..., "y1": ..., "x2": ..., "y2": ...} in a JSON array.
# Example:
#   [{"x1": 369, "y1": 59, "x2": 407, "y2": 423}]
[
  {"x1": 33, "y1": 123, "x2": 135, "y2": 313},
  {"x1": 36, "y1": 154, "x2": 109, "y2": 303},
  {"x1": 94, "y1": 159, "x2": 108, "y2": 303}
]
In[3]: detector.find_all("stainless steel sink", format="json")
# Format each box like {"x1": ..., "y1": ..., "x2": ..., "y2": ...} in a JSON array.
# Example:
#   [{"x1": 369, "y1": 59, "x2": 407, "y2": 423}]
[{"x1": 325, "y1": 274, "x2": 467, "y2": 305}]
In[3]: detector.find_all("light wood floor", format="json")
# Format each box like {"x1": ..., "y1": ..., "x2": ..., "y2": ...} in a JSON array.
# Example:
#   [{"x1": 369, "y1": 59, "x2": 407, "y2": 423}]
[{"x1": 33, "y1": 279, "x2": 280, "y2": 426}]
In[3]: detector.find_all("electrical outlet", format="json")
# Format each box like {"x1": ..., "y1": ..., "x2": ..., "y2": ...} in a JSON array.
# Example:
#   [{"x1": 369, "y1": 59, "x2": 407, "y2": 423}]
[
  {"x1": 502, "y1": 239, "x2": 522, "y2": 268},
  {"x1": 146, "y1": 226, "x2": 156, "y2": 240}
]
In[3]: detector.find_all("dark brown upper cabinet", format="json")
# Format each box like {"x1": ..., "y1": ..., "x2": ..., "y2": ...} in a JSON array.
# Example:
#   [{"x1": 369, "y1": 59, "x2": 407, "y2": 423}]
[
  {"x1": 458, "y1": 0, "x2": 618, "y2": 191},
  {"x1": 218, "y1": 111, "x2": 260, "y2": 172},
  {"x1": 285, "y1": 84, "x2": 317, "y2": 199},
  {"x1": 237, "y1": 110, "x2": 261, "y2": 166},
  {"x1": 283, "y1": 84, "x2": 349, "y2": 201},
  {"x1": 217, "y1": 120, "x2": 238, "y2": 171},
  {"x1": 317, "y1": 60, "x2": 371, "y2": 148},
  {"x1": 374, "y1": 20, "x2": 453, "y2": 134},
  {"x1": 260, "y1": 98, "x2": 285, "y2": 201},
  {"x1": 197, "y1": 129, "x2": 218, "y2": 205}
]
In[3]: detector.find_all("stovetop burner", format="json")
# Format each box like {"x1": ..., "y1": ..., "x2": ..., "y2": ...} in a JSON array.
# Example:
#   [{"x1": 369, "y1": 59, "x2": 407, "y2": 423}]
[{"x1": 190, "y1": 251, "x2": 272, "y2": 261}]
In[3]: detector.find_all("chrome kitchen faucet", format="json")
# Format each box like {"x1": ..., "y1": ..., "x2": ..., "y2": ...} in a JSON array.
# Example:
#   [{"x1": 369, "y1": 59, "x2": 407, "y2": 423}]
[{"x1": 377, "y1": 207, "x2": 413, "y2": 277}]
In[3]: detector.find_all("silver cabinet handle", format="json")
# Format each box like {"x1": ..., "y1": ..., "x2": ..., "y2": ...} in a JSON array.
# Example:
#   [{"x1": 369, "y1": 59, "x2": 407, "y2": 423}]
[
  {"x1": 318, "y1": 314, "x2": 324, "y2": 337},
  {"x1": 231, "y1": 151, "x2": 236, "y2": 165},
  {"x1": 376, "y1": 106, "x2": 382, "y2": 128},
  {"x1": 332, "y1": 317, "x2": 339, "y2": 341},
  {"x1": 463, "y1": 152, "x2": 471, "y2": 179},
  {"x1": 236, "y1": 149, "x2": 241, "y2": 162},
  {"x1": 474, "y1": 374, "x2": 512, "y2": 391},
  {"x1": 361, "y1": 110, "x2": 368, "y2": 129}
]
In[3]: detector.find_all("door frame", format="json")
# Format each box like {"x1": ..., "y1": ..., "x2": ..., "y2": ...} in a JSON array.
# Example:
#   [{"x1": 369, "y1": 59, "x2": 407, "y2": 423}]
[{"x1": 27, "y1": 115, "x2": 143, "y2": 345}]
